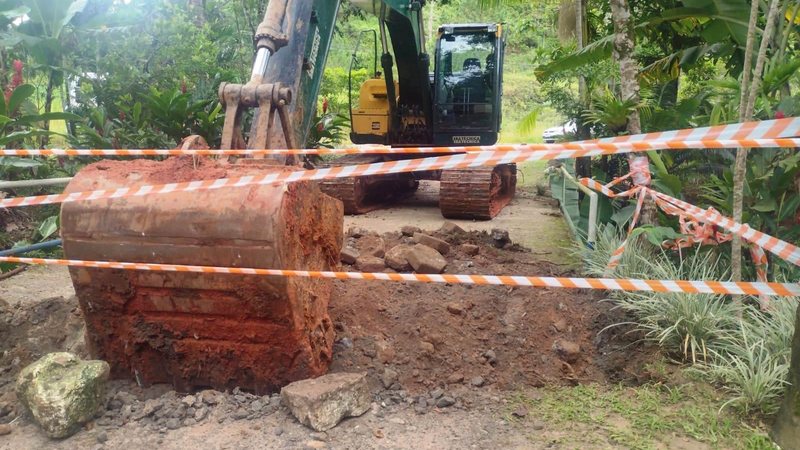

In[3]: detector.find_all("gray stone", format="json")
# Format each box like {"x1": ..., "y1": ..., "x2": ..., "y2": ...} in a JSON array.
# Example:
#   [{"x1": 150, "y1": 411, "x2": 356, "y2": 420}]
[
  {"x1": 96, "y1": 430, "x2": 108, "y2": 443},
  {"x1": 436, "y1": 396, "x2": 455, "y2": 408},
  {"x1": 356, "y1": 235, "x2": 386, "y2": 258},
  {"x1": 194, "y1": 407, "x2": 208, "y2": 421},
  {"x1": 182, "y1": 418, "x2": 197, "y2": 427},
  {"x1": 281, "y1": 372, "x2": 371, "y2": 431},
  {"x1": 381, "y1": 368, "x2": 399, "y2": 389},
  {"x1": 346, "y1": 227, "x2": 367, "y2": 238},
  {"x1": 355, "y1": 256, "x2": 385, "y2": 273},
  {"x1": 199, "y1": 390, "x2": 219, "y2": 405},
  {"x1": 412, "y1": 233, "x2": 450, "y2": 255},
  {"x1": 233, "y1": 408, "x2": 249, "y2": 420},
  {"x1": 490, "y1": 228, "x2": 510, "y2": 247},
  {"x1": 165, "y1": 418, "x2": 180, "y2": 430},
  {"x1": 15, "y1": 352, "x2": 110, "y2": 439},
  {"x1": 140, "y1": 399, "x2": 163, "y2": 420},
  {"x1": 429, "y1": 388, "x2": 444, "y2": 399},
  {"x1": 400, "y1": 226, "x2": 421, "y2": 237},
  {"x1": 512, "y1": 406, "x2": 528, "y2": 418},
  {"x1": 483, "y1": 349, "x2": 497, "y2": 365},
  {"x1": 552, "y1": 340, "x2": 581, "y2": 363},
  {"x1": 439, "y1": 221, "x2": 465, "y2": 235},
  {"x1": 340, "y1": 247, "x2": 359, "y2": 265},
  {"x1": 460, "y1": 244, "x2": 480, "y2": 256},
  {"x1": 470, "y1": 376, "x2": 485, "y2": 387},
  {"x1": 384, "y1": 245, "x2": 413, "y2": 272},
  {"x1": 405, "y1": 244, "x2": 447, "y2": 274}
]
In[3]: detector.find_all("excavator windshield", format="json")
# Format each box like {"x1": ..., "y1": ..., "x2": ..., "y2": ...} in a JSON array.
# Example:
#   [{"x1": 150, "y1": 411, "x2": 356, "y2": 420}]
[{"x1": 434, "y1": 27, "x2": 499, "y2": 135}]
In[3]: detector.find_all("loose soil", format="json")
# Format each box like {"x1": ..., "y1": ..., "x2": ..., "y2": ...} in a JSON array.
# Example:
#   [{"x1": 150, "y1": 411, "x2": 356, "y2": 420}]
[{"x1": 0, "y1": 221, "x2": 659, "y2": 449}]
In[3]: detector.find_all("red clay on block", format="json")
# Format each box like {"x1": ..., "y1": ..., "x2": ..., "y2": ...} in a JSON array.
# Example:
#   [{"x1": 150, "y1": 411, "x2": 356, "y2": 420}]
[{"x1": 61, "y1": 157, "x2": 343, "y2": 393}]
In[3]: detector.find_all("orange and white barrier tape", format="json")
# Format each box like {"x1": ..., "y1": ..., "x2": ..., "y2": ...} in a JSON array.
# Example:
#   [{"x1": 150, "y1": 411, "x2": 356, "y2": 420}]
[
  {"x1": 6, "y1": 116, "x2": 799, "y2": 157},
  {"x1": 650, "y1": 190, "x2": 800, "y2": 267},
  {"x1": 580, "y1": 178, "x2": 800, "y2": 268},
  {"x1": 1, "y1": 255, "x2": 798, "y2": 297},
  {"x1": 2, "y1": 138, "x2": 800, "y2": 157},
  {"x1": 587, "y1": 117, "x2": 800, "y2": 143},
  {"x1": 5, "y1": 136, "x2": 800, "y2": 209}
]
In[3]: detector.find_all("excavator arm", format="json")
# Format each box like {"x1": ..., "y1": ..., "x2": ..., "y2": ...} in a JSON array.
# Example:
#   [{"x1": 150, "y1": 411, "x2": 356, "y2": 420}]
[{"x1": 219, "y1": 0, "x2": 430, "y2": 154}]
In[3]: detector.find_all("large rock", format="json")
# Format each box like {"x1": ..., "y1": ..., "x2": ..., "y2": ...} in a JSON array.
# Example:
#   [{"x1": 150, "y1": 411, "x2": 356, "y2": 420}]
[
  {"x1": 356, "y1": 256, "x2": 385, "y2": 273},
  {"x1": 16, "y1": 353, "x2": 110, "y2": 438},
  {"x1": 385, "y1": 245, "x2": 413, "y2": 272},
  {"x1": 439, "y1": 221, "x2": 465, "y2": 235},
  {"x1": 281, "y1": 372, "x2": 371, "y2": 431},
  {"x1": 412, "y1": 233, "x2": 450, "y2": 255},
  {"x1": 400, "y1": 226, "x2": 421, "y2": 237},
  {"x1": 340, "y1": 247, "x2": 359, "y2": 265},
  {"x1": 356, "y1": 235, "x2": 385, "y2": 258},
  {"x1": 406, "y1": 244, "x2": 448, "y2": 274}
]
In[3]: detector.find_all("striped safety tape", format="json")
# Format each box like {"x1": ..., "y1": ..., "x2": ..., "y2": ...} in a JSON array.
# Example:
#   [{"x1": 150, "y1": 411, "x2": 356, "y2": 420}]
[
  {"x1": 4, "y1": 137, "x2": 800, "y2": 209},
  {"x1": 2, "y1": 137, "x2": 800, "y2": 157},
  {"x1": 578, "y1": 178, "x2": 800, "y2": 269},
  {"x1": 587, "y1": 117, "x2": 800, "y2": 143},
  {"x1": 650, "y1": 190, "x2": 800, "y2": 267},
  {"x1": 1, "y1": 255, "x2": 798, "y2": 297}
]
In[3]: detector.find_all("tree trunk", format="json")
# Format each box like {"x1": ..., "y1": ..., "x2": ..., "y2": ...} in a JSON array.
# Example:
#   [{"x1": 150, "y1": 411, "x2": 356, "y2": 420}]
[
  {"x1": 732, "y1": 0, "x2": 763, "y2": 283},
  {"x1": 0, "y1": 49, "x2": 8, "y2": 90},
  {"x1": 610, "y1": 0, "x2": 641, "y2": 135},
  {"x1": 610, "y1": 0, "x2": 658, "y2": 224},
  {"x1": 772, "y1": 303, "x2": 800, "y2": 450},
  {"x1": 40, "y1": 69, "x2": 56, "y2": 147},
  {"x1": 575, "y1": 0, "x2": 591, "y2": 178}
]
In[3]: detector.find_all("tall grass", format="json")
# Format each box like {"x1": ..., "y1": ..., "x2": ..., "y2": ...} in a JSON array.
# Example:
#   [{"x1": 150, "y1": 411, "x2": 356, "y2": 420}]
[{"x1": 577, "y1": 225, "x2": 798, "y2": 415}]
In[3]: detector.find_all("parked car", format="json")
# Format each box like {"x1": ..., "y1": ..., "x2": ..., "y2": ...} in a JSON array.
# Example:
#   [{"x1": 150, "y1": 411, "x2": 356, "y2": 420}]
[{"x1": 542, "y1": 120, "x2": 577, "y2": 143}]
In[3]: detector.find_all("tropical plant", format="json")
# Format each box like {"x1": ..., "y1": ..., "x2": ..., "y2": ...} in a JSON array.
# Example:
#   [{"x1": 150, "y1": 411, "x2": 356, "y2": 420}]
[{"x1": 1, "y1": 83, "x2": 79, "y2": 146}]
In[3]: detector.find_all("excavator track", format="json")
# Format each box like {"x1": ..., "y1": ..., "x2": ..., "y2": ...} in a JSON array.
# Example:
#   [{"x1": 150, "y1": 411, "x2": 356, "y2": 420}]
[
  {"x1": 318, "y1": 154, "x2": 419, "y2": 214},
  {"x1": 439, "y1": 164, "x2": 517, "y2": 220}
]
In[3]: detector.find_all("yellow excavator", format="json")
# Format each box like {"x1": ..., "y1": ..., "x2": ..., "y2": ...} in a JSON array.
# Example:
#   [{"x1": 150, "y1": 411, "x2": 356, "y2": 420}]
[{"x1": 60, "y1": 0, "x2": 516, "y2": 392}]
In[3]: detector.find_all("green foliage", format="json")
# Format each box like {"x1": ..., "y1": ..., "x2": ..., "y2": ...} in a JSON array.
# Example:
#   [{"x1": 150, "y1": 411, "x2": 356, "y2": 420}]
[
  {"x1": 0, "y1": 83, "x2": 79, "y2": 146},
  {"x1": 307, "y1": 113, "x2": 349, "y2": 149},
  {"x1": 701, "y1": 148, "x2": 800, "y2": 276},
  {"x1": 578, "y1": 227, "x2": 798, "y2": 416}
]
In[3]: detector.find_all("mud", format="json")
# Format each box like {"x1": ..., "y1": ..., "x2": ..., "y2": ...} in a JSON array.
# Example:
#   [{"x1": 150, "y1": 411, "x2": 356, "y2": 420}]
[{"x1": 60, "y1": 157, "x2": 343, "y2": 393}]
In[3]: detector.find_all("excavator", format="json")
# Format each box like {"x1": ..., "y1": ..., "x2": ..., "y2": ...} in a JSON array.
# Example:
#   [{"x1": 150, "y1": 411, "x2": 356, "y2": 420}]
[{"x1": 59, "y1": 0, "x2": 516, "y2": 393}]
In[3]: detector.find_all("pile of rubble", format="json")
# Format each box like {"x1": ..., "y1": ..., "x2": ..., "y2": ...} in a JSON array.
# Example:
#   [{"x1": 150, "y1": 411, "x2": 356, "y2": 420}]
[{"x1": 340, "y1": 222, "x2": 506, "y2": 274}]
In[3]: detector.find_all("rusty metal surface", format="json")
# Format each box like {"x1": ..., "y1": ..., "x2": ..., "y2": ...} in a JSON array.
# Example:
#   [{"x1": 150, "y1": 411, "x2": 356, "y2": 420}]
[
  {"x1": 439, "y1": 164, "x2": 517, "y2": 220},
  {"x1": 61, "y1": 157, "x2": 343, "y2": 393},
  {"x1": 318, "y1": 154, "x2": 419, "y2": 214}
]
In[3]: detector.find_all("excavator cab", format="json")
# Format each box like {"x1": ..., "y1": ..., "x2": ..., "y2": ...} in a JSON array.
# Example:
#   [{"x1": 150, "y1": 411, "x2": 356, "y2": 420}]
[
  {"x1": 350, "y1": 21, "x2": 504, "y2": 147},
  {"x1": 433, "y1": 23, "x2": 504, "y2": 146}
]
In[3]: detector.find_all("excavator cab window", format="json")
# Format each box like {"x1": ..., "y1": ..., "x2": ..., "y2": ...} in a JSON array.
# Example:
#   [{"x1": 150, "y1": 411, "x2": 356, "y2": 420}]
[{"x1": 433, "y1": 24, "x2": 503, "y2": 145}]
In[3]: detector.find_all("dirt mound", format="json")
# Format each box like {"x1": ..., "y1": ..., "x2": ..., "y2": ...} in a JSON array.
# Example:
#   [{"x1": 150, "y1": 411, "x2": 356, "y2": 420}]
[{"x1": 329, "y1": 227, "x2": 612, "y2": 396}]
